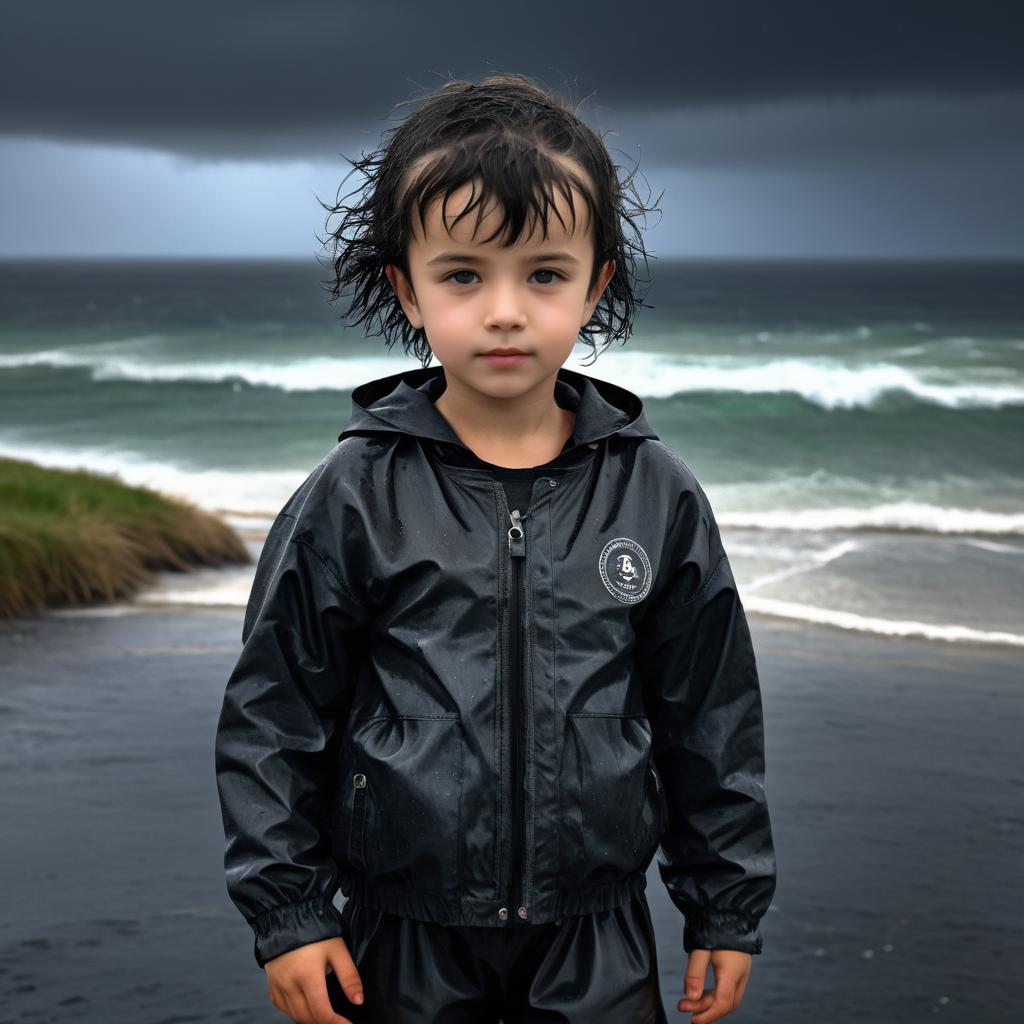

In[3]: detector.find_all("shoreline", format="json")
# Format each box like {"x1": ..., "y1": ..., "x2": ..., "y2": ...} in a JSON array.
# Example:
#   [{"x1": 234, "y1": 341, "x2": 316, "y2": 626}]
[{"x1": 3, "y1": 458, "x2": 1020, "y2": 649}]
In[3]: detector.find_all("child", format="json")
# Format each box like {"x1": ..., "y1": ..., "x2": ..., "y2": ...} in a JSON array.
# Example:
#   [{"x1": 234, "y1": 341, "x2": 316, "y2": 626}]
[{"x1": 215, "y1": 73, "x2": 776, "y2": 1024}]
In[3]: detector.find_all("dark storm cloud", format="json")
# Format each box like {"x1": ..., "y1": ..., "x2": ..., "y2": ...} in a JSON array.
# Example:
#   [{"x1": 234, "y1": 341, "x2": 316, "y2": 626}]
[
  {"x1": 627, "y1": 91, "x2": 1024, "y2": 168},
  {"x1": 2, "y1": 0, "x2": 1022, "y2": 161}
]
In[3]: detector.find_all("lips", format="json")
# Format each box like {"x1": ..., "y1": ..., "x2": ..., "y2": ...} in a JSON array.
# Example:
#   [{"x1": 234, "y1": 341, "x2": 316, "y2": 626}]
[{"x1": 482, "y1": 349, "x2": 527, "y2": 356}]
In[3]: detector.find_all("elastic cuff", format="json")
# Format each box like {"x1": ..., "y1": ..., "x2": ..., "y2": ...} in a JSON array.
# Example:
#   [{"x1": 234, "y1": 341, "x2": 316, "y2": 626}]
[
  {"x1": 252, "y1": 895, "x2": 345, "y2": 969},
  {"x1": 681, "y1": 907, "x2": 763, "y2": 955}
]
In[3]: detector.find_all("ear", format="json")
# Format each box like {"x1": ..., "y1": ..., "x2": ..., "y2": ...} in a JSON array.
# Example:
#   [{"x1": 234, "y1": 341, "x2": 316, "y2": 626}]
[
  {"x1": 582, "y1": 258, "x2": 616, "y2": 325},
  {"x1": 385, "y1": 263, "x2": 424, "y2": 329}
]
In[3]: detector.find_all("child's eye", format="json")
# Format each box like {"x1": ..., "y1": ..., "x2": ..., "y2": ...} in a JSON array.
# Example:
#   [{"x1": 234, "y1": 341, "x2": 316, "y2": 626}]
[
  {"x1": 444, "y1": 269, "x2": 565, "y2": 286},
  {"x1": 532, "y1": 269, "x2": 564, "y2": 285}
]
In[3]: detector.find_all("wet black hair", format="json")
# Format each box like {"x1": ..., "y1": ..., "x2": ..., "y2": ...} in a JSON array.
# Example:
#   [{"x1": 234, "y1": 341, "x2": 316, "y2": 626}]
[{"x1": 316, "y1": 72, "x2": 662, "y2": 368}]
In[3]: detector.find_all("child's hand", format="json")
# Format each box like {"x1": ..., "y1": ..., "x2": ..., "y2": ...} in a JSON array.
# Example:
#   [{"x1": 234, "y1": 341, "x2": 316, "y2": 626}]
[
  {"x1": 265, "y1": 937, "x2": 364, "y2": 1024},
  {"x1": 676, "y1": 948, "x2": 751, "y2": 1022}
]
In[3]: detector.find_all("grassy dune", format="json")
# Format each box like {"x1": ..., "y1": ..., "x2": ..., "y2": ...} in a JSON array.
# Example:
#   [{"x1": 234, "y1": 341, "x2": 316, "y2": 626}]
[{"x1": 0, "y1": 456, "x2": 251, "y2": 618}]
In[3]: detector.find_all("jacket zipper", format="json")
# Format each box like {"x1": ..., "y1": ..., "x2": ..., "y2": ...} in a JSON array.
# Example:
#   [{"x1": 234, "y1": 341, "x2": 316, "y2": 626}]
[{"x1": 506, "y1": 505, "x2": 528, "y2": 920}]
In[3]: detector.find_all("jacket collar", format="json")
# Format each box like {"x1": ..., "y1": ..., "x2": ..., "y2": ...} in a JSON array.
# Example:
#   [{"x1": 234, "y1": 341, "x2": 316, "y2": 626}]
[{"x1": 338, "y1": 364, "x2": 659, "y2": 452}]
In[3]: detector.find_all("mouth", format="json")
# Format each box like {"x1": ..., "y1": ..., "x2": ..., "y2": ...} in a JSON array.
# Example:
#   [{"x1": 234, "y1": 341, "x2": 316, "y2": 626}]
[{"x1": 480, "y1": 348, "x2": 529, "y2": 357}]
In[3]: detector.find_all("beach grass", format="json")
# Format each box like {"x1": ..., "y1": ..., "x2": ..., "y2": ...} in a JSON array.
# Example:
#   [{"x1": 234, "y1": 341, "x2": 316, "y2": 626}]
[{"x1": 0, "y1": 456, "x2": 251, "y2": 618}]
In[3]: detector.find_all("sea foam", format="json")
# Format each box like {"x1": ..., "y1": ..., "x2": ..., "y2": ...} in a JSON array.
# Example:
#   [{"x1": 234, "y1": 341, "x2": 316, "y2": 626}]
[{"x1": 3, "y1": 346, "x2": 1022, "y2": 410}]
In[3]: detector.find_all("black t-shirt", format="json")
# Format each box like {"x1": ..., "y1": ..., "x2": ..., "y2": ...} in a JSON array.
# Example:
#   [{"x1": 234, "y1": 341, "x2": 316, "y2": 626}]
[{"x1": 483, "y1": 436, "x2": 574, "y2": 514}]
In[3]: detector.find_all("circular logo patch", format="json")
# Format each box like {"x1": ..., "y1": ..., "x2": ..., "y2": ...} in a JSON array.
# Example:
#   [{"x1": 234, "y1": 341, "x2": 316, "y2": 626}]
[{"x1": 598, "y1": 537, "x2": 653, "y2": 604}]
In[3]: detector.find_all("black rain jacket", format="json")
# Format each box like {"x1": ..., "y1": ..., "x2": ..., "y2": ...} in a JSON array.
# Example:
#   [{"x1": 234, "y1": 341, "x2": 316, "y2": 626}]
[{"x1": 214, "y1": 364, "x2": 777, "y2": 969}]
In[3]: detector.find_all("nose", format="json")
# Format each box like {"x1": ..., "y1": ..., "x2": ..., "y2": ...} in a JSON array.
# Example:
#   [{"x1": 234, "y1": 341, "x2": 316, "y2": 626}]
[{"x1": 482, "y1": 281, "x2": 527, "y2": 332}]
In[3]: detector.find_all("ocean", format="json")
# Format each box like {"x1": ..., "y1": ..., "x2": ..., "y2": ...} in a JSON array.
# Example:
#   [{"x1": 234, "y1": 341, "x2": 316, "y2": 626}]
[{"x1": 1, "y1": 257, "x2": 1022, "y2": 647}]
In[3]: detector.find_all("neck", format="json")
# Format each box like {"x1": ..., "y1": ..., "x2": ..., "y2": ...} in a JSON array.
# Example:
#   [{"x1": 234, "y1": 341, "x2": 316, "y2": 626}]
[{"x1": 434, "y1": 371, "x2": 575, "y2": 468}]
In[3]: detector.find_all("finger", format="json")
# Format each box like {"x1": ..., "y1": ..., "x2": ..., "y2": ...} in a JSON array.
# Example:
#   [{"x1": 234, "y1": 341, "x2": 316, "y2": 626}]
[
  {"x1": 678, "y1": 984, "x2": 715, "y2": 1011},
  {"x1": 678, "y1": 993, "x2": 716, "y2": 1016},
  {"x1": 678, "y1": 992, "x2": 715, "y2": 1014},
  {"x1": 301, "y1": 974, "x2": 353, "y2": 1024},
  {"x1": 330, "y1": 950, "x2": 365, "y2": 1007},
  {"x1": 680, "y1": 948, "x2": 710, "y2": 1006},
  {"x1": 677, "y1": 977, "x2": 713, "y2": 1005},
  {"x1": 280, "y1": 985, "x2": 314, "y2": 1024},
  {"x1": 691, "y1": 973, "x2": 739, "y2": 1024}
]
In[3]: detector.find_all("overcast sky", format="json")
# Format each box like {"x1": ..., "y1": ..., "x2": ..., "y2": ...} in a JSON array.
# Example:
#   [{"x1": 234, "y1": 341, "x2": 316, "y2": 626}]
[{"x1": 2, "y1": 1, "x2": 1022, "y2": 259}]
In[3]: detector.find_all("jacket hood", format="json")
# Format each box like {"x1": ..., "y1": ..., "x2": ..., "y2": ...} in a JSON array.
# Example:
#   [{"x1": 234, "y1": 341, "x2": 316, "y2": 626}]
[{"x1": 338, "y1": 364, "x2": 660, "y2": 451}]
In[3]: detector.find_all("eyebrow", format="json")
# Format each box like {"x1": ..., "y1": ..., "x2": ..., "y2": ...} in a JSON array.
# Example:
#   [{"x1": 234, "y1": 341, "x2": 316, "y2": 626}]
[{"x1": 426, "y1": 251, "x2": 581, "y2": 266}]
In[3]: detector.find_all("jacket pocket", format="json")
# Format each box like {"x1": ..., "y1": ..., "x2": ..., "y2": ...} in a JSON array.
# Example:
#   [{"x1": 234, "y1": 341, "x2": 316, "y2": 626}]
[
  {"x1": 335, "y1": 714, "x2": 463, "y2": 899},
  {"x1": 561, "y1": 711, "x2": 663, "y2": 889}
]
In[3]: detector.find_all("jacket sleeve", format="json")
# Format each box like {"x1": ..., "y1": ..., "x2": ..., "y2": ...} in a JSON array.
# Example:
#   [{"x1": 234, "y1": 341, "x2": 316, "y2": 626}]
[
  {"x1": 214, "y1": 500, "x2": 367, "y2": 969},
  {"x1": 636, "y1": 478, "x2": 777, "y2": 955}
]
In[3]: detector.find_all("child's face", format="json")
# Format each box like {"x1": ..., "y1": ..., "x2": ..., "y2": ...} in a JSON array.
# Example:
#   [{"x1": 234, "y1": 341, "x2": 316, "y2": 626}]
[{"x1": 386, "y1": 155, "x2": 616, "y2": 400}]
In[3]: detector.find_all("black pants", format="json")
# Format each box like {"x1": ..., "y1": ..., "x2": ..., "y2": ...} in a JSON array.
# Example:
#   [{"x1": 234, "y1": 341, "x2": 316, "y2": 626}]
[{"x1": 326, "y1": 893, "x2": 669, "y2": 1023}]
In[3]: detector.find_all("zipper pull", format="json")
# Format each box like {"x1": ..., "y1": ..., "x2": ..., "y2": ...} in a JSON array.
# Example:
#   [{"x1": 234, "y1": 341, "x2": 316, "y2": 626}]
[{"x1": 508, "y1": 509, "x2": 526, "y2": 558}]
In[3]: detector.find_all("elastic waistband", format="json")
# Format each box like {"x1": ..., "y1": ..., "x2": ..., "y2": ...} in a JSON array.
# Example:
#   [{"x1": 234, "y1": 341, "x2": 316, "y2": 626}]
[{"x1": 339, "y1": 869, "x2": 649, "y2": 928}]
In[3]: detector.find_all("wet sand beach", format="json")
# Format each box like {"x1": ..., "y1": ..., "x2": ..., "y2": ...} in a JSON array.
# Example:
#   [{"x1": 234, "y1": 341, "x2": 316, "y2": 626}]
[{"x1": 0, "y1": 607, "x2": 1021, "y2": 1022}]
